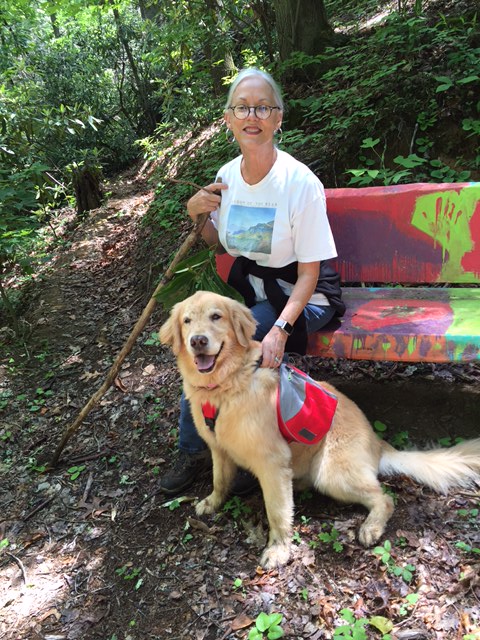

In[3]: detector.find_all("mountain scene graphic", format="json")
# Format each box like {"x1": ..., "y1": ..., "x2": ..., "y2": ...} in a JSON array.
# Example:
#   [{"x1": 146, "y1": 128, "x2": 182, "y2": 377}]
[{"x1": 227, "y1": 220, "x2": 274, "y2": 254}]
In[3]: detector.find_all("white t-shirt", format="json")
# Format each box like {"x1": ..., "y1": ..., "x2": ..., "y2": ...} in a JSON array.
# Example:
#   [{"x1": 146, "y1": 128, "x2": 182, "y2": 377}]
[{"x1": 211, "y1": 149, "x2": 338, "y2": 306}]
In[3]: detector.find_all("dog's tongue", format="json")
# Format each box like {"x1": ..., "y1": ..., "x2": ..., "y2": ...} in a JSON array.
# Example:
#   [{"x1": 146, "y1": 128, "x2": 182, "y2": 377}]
[{"x1": 194, "y1": 354, "x2": 215, "y2": 372}]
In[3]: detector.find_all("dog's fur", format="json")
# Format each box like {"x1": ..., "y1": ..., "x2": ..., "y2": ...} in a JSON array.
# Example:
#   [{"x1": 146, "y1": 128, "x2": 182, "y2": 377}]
[{"x1": 160, "y1": 291, "x2": 480, "y2": 568}]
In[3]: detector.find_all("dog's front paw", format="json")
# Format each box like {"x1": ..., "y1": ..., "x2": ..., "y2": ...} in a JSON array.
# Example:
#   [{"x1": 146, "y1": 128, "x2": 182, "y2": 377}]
[
  {"x1": 358, "y1": 521, "x2": 384, "y2": 547},
  {"x1": 196, "y1": 493, "x2": 222, "y2": 516},
  {"x1": 260, "y1": 542, "x2": 292, "y2": 569}
]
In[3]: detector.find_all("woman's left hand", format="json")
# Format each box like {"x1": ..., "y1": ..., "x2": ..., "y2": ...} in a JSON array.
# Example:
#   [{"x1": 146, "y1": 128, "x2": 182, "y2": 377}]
[{"x1": 261, "y1": 326, "x2": 288, "y2": 368}]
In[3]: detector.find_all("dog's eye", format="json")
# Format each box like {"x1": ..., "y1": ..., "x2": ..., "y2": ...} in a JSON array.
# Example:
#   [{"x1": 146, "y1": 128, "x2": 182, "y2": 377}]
[
  {"x1": 183, "y1": 317, "x2": 191, "y2": 324},
  {"x1": 211, "y1": 313, "x2": 222, "y2": 321}
]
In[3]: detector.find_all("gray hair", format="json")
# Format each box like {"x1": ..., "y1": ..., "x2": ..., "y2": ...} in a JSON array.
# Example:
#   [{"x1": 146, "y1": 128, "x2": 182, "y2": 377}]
[{"x1": 224, "y1": 68, "x2": 284, "y2": 112}]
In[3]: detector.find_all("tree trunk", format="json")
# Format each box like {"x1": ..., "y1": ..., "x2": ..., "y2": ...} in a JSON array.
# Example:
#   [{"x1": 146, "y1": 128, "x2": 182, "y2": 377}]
[
  {"x1": 72, "y1": 166, "x2": 103, "y2": 216},
  {"x1": 50, "y1": 14, "x2": 61, "y2": 38},
  {"x1": 113, "y1": 7, "x2": 157, "y2": 133},
  {"x1": 203, "y1": 0, "x2": 236, "y2": 96},
  {"x1": 274, "y1": 0, "x2": 335, "y2": 60}
]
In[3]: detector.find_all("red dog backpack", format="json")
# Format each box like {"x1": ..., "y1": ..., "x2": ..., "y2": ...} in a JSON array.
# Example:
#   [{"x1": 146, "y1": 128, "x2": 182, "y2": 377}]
[{"x1": 276, "y1": 364, "x2": 338, "y2": 445}]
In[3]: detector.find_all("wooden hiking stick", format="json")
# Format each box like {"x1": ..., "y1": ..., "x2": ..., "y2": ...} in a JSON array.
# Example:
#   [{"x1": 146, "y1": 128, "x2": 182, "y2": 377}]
[{"x1": 48, "y1": 179, "x2": 217, "y2": 468}]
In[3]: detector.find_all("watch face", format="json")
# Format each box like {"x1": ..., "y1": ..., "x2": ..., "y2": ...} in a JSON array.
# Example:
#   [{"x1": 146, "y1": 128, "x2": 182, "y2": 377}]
[{"x1": 276, "y1": 319, "x2": 293, "y2": 335}]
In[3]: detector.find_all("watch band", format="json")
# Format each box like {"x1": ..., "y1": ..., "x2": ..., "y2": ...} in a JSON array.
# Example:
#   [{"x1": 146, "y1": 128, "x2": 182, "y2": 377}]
[{"x1": 274, "y1": 319, "x2": 294, "y2": 336}]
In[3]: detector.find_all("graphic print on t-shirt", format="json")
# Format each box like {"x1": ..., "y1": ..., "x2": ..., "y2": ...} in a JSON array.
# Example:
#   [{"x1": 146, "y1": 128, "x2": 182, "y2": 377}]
[{"x1": 226, "y1": 205, "x2": 275, "y2": 255}]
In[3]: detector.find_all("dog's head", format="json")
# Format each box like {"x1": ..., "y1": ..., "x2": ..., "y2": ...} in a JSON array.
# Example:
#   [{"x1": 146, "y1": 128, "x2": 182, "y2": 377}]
[{"x1": 159, "y1": 291, "x2": 257, "y2": 380}]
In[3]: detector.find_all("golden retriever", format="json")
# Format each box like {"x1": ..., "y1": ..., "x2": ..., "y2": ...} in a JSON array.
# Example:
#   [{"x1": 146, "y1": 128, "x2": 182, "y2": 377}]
[{"x1": 159, "y1": 290, "x2": 480, "y2": 569}]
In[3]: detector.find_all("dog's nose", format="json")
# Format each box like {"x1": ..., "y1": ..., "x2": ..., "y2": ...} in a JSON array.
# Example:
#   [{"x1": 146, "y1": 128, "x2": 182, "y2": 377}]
[{"x1": 190, "y1": 334, "x2": 209, "y2": 349}]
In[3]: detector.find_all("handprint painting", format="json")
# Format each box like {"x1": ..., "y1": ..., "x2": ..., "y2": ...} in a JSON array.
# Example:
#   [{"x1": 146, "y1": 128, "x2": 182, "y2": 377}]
[
  {"x1": 327, "y1": 183, "x2": 480, "y2": 284},
  {"x1": 411, "y1": 188, "x2": 479, "y2": 281}
]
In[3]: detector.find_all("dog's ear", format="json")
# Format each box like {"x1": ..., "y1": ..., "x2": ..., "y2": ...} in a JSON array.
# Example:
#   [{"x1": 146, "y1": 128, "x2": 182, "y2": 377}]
[
  {"x1": 159, "y1": 304, "x2": 183, "y2": 355},
  {"x1": 230, "y1": 300, "x2": 257, "y2": 347}
]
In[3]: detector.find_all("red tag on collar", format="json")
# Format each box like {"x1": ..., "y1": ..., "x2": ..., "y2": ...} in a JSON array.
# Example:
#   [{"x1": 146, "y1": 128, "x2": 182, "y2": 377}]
[{"x1": 202, "y1": 401, "x2": 219, "y2": 431}]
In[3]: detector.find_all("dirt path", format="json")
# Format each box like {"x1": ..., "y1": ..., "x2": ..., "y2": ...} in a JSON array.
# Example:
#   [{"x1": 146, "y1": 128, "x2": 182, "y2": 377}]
[{"x1": 0, "y1": 171, "x2": 479, "y2": 640}]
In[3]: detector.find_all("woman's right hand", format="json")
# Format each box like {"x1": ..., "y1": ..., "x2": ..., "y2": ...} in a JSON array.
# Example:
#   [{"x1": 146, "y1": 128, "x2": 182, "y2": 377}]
[{"x1": 187, "y1": 181, "x2": 228, "y2": 222}]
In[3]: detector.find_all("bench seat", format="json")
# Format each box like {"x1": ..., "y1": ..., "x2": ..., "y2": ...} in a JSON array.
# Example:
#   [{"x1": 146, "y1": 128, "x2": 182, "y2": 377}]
[{"x1": 308, "y1": 286, "x2": 480, "y2": 362}]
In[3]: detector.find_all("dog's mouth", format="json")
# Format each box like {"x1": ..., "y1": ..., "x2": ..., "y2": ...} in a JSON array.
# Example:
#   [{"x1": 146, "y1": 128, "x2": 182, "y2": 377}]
[{"x1": 194, "y1": 343, "x2": 224, "y2": 373}]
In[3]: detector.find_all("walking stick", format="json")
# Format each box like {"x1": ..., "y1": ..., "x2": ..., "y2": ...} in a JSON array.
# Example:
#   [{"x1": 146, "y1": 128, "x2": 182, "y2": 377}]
[{"x1": 48, "y1": 180, "x2": 214, "y2": 468}]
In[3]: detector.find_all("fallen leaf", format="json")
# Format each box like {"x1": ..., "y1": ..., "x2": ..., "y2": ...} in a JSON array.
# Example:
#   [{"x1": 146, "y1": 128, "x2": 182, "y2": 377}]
[
  {"x1": 114, "y1": 376, "x2": 128, "y2": 392},
  {"x1": 231, "y1": 613, "x2": 254, "y2": 631},
  {"x1": 143, "y1": 364, "x2": 155, "y2": 376},
  {"x1": 39, "y1": 607, "x2": 61, "y2": 622},
  {"x1": 79, "y1": 370, "x2": 102, "y2": 381}
]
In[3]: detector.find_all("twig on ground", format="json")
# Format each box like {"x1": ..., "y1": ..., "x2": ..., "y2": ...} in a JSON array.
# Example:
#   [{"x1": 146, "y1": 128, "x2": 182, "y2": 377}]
[
  {"x1": 6, "y1": 552, "x2": 28, "y2": 584},
  {"x1": 82, "y1": 472, "x2": 94, "y2": 503},
  {"x1": 24, "y1": 496, "x2": 56, "y2": 521}
]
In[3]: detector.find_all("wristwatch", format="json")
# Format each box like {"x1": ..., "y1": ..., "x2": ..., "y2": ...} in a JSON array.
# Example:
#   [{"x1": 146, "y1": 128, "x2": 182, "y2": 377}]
[{"x1": 274, "y1": 319, "x2": 294, "y2": 336}]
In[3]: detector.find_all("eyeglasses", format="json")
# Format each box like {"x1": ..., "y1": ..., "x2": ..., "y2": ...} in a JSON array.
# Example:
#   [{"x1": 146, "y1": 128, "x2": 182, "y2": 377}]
[{"x1": 228, "y1": 105, "x2": 281, "y2": 120}]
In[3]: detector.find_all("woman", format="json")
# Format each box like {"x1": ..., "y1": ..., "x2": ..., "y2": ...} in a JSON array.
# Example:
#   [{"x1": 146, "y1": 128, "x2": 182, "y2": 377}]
[{"x1": 159, "y1": 67, "x2": 344, "y2": 495}]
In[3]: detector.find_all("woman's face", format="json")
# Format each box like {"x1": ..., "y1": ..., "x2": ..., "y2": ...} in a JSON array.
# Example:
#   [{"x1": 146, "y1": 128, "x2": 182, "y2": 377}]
[{"x1": 224, "y1": 76, "x2": 283, "y2": 150}]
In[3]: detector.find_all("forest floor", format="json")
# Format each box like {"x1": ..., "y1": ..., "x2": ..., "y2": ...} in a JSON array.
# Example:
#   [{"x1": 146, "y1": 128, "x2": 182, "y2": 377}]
[{"x1": 0, "y1": 169, "x2": 479, "y2": 640}]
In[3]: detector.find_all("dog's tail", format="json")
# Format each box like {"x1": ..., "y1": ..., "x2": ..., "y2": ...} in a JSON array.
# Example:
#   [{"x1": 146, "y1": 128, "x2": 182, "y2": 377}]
[{"x1": 379, "y1": 438, "x2": 480, "y2": 493}]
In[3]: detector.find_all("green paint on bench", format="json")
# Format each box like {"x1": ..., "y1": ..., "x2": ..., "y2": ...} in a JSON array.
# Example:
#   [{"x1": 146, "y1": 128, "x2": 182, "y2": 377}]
[
  {"x1": 411, "y1": 187, "x2": 479, "y2": 282},
  {"x1": 216, "y1": 182, "x2": 480, "y2": 363}
]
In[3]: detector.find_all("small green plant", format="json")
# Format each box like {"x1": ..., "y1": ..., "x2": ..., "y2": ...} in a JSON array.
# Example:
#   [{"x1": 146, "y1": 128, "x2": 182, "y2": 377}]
[
  {"x1": 0, "y1": 391, "x2": 12, "y2": 411},
  {"x1": 390, "y1": 431, "x2": 409, "y2": 448},
  {"x1": 297, "y1": 489, "x2": 313, "y2": 502},
  {"x1": 310, "y1": 524, "x2": 344, "y2": 553},
  {"x1": 373, "y1": 420, "x2": 387, "y2": 436},
  {"x1": 28, "y1": 458, "x2": 47, "y2": 473},
  {"x1": 292, "y1": 530, "x2": 302, "y2": 544},
  {"x1": 67, "y1": 465, "x2": 86, "y2": 481},
  {"x1": 143, "y1": 332, "x2": 159, "y2": 346},
  {"x1": 222, "y1": 496, "x2": 252, "y2": 519},
  {"x1": 160, "y1": 496, "x2": 191, "y2": 510},
  {"x1": 438, "y1": 436, "x2": 464, "y2": 447},
  {"x1": 119, "y1": 474, "x2": 135, "y2": 486},
  {"x1": 346, "y1": 138, "x2": 416, "y2": 186},
  {"x1": 457, "y1": 507, "x2": 479, "y2": 523},
  {"x1": 232, "y1": 577, "x2": 243, "y2": 591},
  {"x1": 146, "y1": 397, "x2": 165, "y2": 425},
  {"x1": 373, "y1": 540, "x2": 416, "y2": 583},
  {"x1": 27, "y1": 387, "x2": 54, "y2": 413},
  {"x1": 0, "y1": 538, "x2": 9, "y2": 552},
  {"x1": 398, "y1": 593, "x2": 420, "y2": 616},
  {"x1": 103, "y1": 455, "x2": 119, "y2": 466},
  {"x1": 248, "y1": 612, "x2": 284, "y2": 639},
  {"x1": 455, "y1": 540, "x2": 480, "y2": 555},
  {"x1": 167, "y1": 498, "x2": 181, "y2": 511},
  {"x1": 347, "y1": 137, "x2": 471, "y2": 186},
  {"x1": 334, "y1": 608, "x2": 393, "y2": 639},
  {"x1": 182, "y1": 532, "x2": 193, "y2": 544},
  {"x1": 115, "y1": 565, "x2": 143, "y2": 590}
]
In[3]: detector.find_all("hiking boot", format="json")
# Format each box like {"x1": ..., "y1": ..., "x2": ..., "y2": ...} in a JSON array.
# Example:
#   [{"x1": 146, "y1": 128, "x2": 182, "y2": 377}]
[
  {"x1": 159, "y1": 450, "x2": 212, "y2": 495},
  {"x1": 230, "y1": 469, "x2": 260, "y2": 497}
]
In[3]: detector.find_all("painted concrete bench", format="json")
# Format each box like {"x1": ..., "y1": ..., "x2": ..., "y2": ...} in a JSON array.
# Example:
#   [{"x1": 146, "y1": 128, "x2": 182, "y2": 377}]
[{"x1": 216, "y1": 182, "x2": 480, "y2": 363}]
